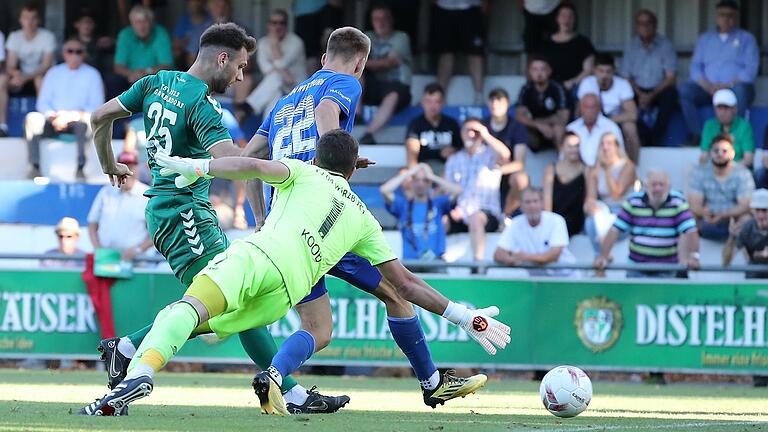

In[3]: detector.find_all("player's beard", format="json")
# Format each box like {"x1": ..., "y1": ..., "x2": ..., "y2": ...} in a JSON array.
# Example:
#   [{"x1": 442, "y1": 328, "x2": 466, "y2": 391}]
[{"x1": 211, "y1": 72, "x2": 231, "y2": 94}]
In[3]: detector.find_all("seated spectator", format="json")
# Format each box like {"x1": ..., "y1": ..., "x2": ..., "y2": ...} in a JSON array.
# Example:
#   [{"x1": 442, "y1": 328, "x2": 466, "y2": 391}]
[
  {"x1": 87, "y1": 151, "x2": 152, "y2": 262},
  {"x1": 543, "y1": 132, "x2": 586, "y2": 236},
  {"x1": 578, "y1": 53, "x2": 640, "y2": 163},
  {"x1": 520, "y1": 0, "x2": 560, "y2": 53},
  {"x1": 698, "y1": 89, "x2": 754, "y2": 168},
  {"x1": 688, "y1": 133, "x2": 754, "y2": 241},
  {"x1": 109, "y1": 5, "x2": 172, "y2": 99},
  {"x1": 541, "y1": 3, "x2": 595, "y2": 98},
  {"x1": 566, "y1": 93, "x2": 624, "y2": 167},
  {"x1": 24, "y1": 38, "x2": 105, "y2": 179},
  {"x1": 724, "y1": 189, "x2": 768, "y2": 278},
  {"x1": 584, "y1": 132, "x2": 637, "y2": 254},
  {"x1": 483, "y1": 88, "x2": 529, "y2": 216},
  {"x1": 359, "y1": 4, "x2": 412, "y2": 144},
  {"x1": 241, "y1": 9, "x2": 306, "y2": 118},
  {"x1": 446, "y1": 118, "x2": 510, "y2": 263},
  {"x1": 172, "y1": 0, "x2": 212, "y2": 69},
  {"x1": 595, "y1": 170, "x2": 700, "y2": 278},
  {"x1": 430, "y1": 0, "x2": 487, "y2": 104},
  {"x1": 2, "y1": 3, "x2": 56, "y2": 136},
  {"x1": 73, "y1": 8, "x2": 115, "y2": 77},
  {"x1": 515, "y1": 54, "x2": 569, "y2": 152},
  {"x1": 380, "y1": 163, "x2": 462, "y2": 263},
  {"x1": 41, "y1": 217, "x2": 85, "y2": 268},
  {"x1": 678, "y1": 0, "x2": 758, "y2": 142},
  {"x1": 493, "y1": 186, "x2": 577, "y2": 276},
  {"x1": 405, "y1": 83, "x2": 462, "y2": 173},
  {"x1": 621, "y1": 9, "x2": 677, "y2": 148}
]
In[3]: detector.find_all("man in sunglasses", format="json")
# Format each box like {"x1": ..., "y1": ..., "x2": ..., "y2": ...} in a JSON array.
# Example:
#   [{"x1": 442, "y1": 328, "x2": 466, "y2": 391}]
[
  {"x1": 23, "y1": 38, "x2": 104, "y2": 179},
  {"x1": 41, "y1": 217, "x2": 85, "y2": 268},
  {"x1": 688, "y1": 133, "x2": 755, "y2": 241},
  {"x1": 240, "y1": 9, "x2": 306, "y2": 118}
]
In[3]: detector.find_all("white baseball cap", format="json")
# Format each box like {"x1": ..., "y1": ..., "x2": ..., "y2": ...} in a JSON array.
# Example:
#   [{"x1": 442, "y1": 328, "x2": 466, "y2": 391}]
[
  {"x1": 712, "y1": 89, "x2": 737, "y2": 107},
  {"x1": 751, "y1": 189, "x2": 768, "y2": 209}
]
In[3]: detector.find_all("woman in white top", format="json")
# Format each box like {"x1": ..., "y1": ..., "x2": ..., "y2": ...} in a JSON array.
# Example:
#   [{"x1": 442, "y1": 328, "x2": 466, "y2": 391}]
[{"x1": 583, "y1": 132, "x2": 637, "y2": 254}]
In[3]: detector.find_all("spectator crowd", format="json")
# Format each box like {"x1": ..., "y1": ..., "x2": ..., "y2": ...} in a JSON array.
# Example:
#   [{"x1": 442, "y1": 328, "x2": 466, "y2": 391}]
[{"x1": 1, "y1": 0, "x2": 766, "y2": 278}]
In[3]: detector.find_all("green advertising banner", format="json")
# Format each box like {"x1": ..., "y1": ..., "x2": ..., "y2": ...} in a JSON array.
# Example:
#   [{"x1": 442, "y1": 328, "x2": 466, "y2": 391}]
[{"x1": 1, "y1": 270, "x2": 767, "y2": 374}]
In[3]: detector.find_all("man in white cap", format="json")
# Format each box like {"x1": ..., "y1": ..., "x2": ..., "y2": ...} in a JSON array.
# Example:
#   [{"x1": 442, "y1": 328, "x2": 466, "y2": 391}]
[
  {"x1": 41, "y1": 217, "x2": 85, "y2": 267},
  {"x1": 725, "y1": 188, "x2": 768, "y2": 279},
  {"x1": 698, "y1": 88, "x2": 755, "y2": 168}
]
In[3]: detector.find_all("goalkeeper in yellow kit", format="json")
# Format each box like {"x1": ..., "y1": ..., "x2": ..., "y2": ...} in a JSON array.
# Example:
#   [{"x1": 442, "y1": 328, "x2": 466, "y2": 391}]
[{"x1": 79, "y1": 130, "x2": 510, "y2": 416}]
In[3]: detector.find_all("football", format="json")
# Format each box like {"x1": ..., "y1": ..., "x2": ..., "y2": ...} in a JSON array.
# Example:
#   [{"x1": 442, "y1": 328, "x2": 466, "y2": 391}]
[{"x1": 539, "y1": 365, "x2": 593, "y2": 418}]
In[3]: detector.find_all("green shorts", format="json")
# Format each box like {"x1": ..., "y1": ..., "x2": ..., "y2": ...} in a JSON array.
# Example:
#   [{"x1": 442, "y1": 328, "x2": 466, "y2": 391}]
[
  {"x1": 145, "y1": 194, "x2": 229, "y2": 285},
  {"x1": 200, "y1": 239, "x2": 291, "y2": 338}
]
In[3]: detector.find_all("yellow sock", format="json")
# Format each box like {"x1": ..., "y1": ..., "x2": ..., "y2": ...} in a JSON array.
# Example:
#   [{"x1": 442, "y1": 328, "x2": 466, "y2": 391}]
[{"x1": 139, "y1": 348, "x2": 165, "y2": 372}]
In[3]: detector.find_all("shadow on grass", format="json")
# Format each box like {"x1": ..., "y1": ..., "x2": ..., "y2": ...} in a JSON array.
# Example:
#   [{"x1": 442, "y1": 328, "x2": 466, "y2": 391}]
[{"x1": 1, "y1": 401, "x2": 765, "y2": 432}]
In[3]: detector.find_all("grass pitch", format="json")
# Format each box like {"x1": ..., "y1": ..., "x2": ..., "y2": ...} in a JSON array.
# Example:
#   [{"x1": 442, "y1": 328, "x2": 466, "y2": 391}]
[{"x1": 0, "y1": 369, "x2": 765, "y2": 431}]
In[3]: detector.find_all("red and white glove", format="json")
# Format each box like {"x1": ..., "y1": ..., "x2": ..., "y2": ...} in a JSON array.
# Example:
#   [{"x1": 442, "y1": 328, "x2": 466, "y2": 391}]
[
  {"x1": 442, "y1": 302, "x2": 511, "y2": 355},
  {"x1": 155, "y1": 152, "x2": 213, "y2": 188}
]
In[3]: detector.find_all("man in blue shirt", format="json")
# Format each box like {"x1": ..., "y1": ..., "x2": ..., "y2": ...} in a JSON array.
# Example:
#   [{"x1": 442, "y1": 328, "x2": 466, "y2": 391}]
[
  {"x1": 380, "y1": 163, "x2": 462, "y2": 262},
  {"x1": 678, "y1": 0, "x2": 758, "y2": 142}
]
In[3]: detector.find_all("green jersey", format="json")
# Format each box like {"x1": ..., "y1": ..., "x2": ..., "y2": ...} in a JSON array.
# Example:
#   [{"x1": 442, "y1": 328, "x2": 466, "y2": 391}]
[
  {"x1": 117, "y1": 71, "x2": 231, "y2": 201},
  {"x1": 247, "y1": 158, "x2": 396, "y2": 305}
]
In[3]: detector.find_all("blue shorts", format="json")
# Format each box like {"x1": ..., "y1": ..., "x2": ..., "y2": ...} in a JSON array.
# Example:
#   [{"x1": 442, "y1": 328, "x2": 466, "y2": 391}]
[{"x1": 297, "y1": 253, "x2": 383, "y2": 304}]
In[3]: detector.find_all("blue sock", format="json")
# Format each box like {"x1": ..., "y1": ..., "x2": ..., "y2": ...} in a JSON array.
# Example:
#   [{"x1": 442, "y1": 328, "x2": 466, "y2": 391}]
[
  {"x1": 271, "y1": 330, "x2": 316, "y2": 378},
  {"x1": 388, "y1": 315, "x2": 438, "y2": 385}
]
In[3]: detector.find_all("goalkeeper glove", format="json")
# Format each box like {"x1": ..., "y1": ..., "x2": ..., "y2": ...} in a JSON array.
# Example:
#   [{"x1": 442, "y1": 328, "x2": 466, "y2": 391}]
[
  {"x1": 155, "y1": 152, "x2": 213, "y2": 188},
  {"x1": 442, "y1": 301, "x2": 511, "y2": 355}
]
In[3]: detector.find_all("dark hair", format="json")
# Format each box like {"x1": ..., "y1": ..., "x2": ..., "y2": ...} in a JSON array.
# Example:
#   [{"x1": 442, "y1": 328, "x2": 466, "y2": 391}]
[
  {"x1": 488, "y1": 87, "x2": 509, "y2": 101},
  {"x1": 554, "y1": 3, "x2": 578, "y2": 31},
  {"x1": 316, "y1": 129, "x2": 359, "y2": 175},
  {"x1": 326, "y1": 27, "x2": 371, "y2": 62},
  {"x1": 527, "y1": 53, "x2": 551, "y2": 68},
  {"x1": 21, "y1": 1, "x2": 41, "y2": 15},
  {"x1": 200, "y1": 23, "x2": 257, "y2": 55},
  {"x1": 521, "y1": 186, "x2": 544, "y2": 199},
  {"x1": 562, "y1": 131, "x2": 580, "y2": 144},
  {"x1": 635, "y1": 8, "x2": 657, "y2": 26},
  {"x1": 711, "y1": 133, "x2": 735, "y2": 148},
  {"x1": 423, "y1": 82, "x2": 444, "y2": 97},
  {"x1": 594, "y1": 52, "x2": 615, "y2": 68},
  {"x1": 716, "y1": 0, "x2": 739, "y2": 11}
]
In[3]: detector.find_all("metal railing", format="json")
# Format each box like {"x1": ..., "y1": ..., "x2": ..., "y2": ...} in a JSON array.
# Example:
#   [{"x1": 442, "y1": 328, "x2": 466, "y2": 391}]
[{"x1": 3, "y1": 253, "x2": 768, "y2": 276}]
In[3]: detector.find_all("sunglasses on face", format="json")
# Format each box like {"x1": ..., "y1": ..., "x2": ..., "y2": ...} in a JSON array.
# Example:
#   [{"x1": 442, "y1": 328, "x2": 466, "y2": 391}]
[{"x1": 66, "y1": 48, "x2": 84, "y2": 55}]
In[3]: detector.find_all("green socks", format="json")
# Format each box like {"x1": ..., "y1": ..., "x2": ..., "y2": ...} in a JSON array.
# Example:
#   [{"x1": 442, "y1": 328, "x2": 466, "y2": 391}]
[{"x1": 238, "y1": 327, "x2": 299, "y2": 393}]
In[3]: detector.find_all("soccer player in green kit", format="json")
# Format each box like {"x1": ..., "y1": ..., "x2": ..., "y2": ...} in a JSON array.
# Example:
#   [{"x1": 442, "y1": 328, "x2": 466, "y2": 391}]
[
  {"x1": 79, "y1": 130, "x2": 510, "y2": 416},
  {"x1": 88, "y1": 23, "x2": 347, "y2": 413}
]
